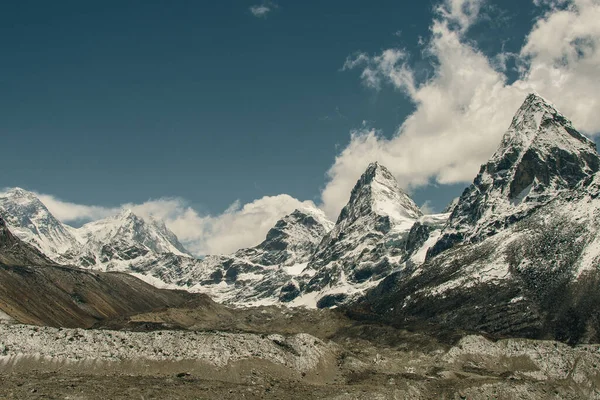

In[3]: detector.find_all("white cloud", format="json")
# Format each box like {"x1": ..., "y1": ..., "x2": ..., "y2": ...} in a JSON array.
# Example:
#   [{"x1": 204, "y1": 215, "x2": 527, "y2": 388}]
[
  {"x1": 250, "y1": 4, "x2": 273, "y2": 18},
  {"x1": 324, "y1": 0, "x2": 600, "y2": 219},
  {"x1": 436, "y1": 0, "x2": 486, "y2": 33},
  {"x1": 34, "y1": 194, "x2": 118, "y2": 222},
  {"x1": 420, "y1": 201, "x2": 435, "y2": 215},
  {"x1": 34, "y1": 192, "x2": 315, "y2": 256}
]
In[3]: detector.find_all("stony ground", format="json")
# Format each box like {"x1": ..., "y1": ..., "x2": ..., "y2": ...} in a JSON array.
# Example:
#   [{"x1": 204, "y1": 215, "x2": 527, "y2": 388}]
[{"x1": 1, "y1": 306, "x2": 600, "y2": 399}]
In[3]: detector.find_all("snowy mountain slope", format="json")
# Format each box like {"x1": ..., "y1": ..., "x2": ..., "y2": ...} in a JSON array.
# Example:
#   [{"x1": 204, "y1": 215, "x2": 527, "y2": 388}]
[
  {"x1": 0, "y1": 212, "x2": 201, "y2": 328},
  {"x1": 0, "y1": 189, "x2": 192, "y2": 270},
  {"x1": 235, "y1": 206, "x2": 334, "y2": 267},
  {"x1": 83, "y1": 164, "x2": 443, "y2": 309},
  {"x1": 128, "y1": 207, "x2": 335, "y2": 306},
  {"x1": 429, "y1": 93, "x2": 600, "y2": 257},
  {"x1": 0, "y1": 212, "x2": 56, "y2": 267},
  {"x1": 0, "y1": 188, "x2": 339, "y2": 306},
  {"x1": 353, "y1": 94, "x2": 600, "y2": 344},
  {"x1": 0, "y1": 188, "x2": 83, "y2": 262},
  {"x1": 72, "y1": 209, "x2": 191, "y2": 270},
  {"x1": 284, "y1": 163, "x2": 429, "y2": 307}
]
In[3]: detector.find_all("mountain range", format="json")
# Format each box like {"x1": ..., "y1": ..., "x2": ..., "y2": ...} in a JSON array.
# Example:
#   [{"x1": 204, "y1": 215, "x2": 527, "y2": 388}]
[
  {"x1": 353, "y1": 94, "x2": 600, "y2": 344},
  {"x1": 2, "y1": 93, "x2": 600, "y2": 343}
]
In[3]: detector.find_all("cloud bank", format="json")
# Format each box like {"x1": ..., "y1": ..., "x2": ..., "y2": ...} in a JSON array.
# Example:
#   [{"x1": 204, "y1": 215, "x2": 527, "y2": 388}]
[{"x1": 323, "y1": 0, "x2": 600, "y2": 219}]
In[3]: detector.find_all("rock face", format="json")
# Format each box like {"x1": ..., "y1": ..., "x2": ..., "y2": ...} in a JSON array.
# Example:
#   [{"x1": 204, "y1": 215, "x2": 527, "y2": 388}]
[
  {"x1": 429, "y1": 93, "x2": 600, "y2": 257},
  {"x1": 286, "y1": 163, "x2": 445, "y2": 307},
  {"x1": 352, "y1": 94, "x2": 600, "y2": 344}
]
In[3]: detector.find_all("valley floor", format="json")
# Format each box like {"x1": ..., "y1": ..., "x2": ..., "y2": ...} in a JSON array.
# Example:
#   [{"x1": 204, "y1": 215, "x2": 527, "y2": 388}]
[{"x1": 1, "y1": 306, "x2": 600, "y2": 399}]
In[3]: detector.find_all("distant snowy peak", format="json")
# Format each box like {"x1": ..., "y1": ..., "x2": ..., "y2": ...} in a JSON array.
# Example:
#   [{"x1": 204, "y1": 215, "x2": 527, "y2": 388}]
[
  {"x1": 79, "y1": 209, "x2": 190, "y2": 257},
  {"x1": 333, "y1": 162, "x2": 421, "y2": 236},
  {"x1": 429, "y1": 93, "x2": 600, "y2": 257},
  {"x1": 295, "y1": 205, "x2": 335, "y2": 232},
  {"x1": 236, "y1": 206, "x2": 334, "y2": 266},
  {"x1": 0, "y1": 211, "x2": 56, "y2": 267},
  {"x1": 0, "y1": 188, "x2": 192, "y2": 268},
  {"x1": 0, "y1": 188, "x2": 81, "y2": 260}
]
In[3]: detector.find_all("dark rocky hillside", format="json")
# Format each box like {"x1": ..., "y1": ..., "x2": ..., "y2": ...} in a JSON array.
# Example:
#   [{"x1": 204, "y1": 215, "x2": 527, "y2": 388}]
[{"x1": 0, "y1": 213, "x2": 206, "y2": 328}]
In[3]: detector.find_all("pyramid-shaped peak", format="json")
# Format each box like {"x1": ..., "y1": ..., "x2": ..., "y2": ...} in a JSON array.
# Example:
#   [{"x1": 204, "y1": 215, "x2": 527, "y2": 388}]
[
  {"x1": 524, "y1": 92, "x2": 555, "y2": 107},
  {"x1": 428, "y1": 94, "x2": 600, "y2": 258},
  {"x1": 3, "y1": 187, "x2": 40, "y2": 201},
  {"x1": 116, "y1": 208, "x2": 140, "y2": 220},
  {"x1": 357, "y1": 162, "x2": 405, "y2": 191},
  {"x1": 495, "y1": 94, "x2": 596, "y2": 164},
  {"x1": 339, "y1": 162, "x2": 422, "y2": 225},
  {"x1": 363, "y1": 161, "x2": 393, "y2": 179},
  {"x1": 507, "y1": 93, "x2": 592, "y2": 144}
]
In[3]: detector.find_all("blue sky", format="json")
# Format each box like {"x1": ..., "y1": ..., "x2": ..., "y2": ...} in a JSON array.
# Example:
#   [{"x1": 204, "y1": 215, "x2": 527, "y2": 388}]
[{"x1": 2, "y1": 0, "x2": 600, "y2": 254}]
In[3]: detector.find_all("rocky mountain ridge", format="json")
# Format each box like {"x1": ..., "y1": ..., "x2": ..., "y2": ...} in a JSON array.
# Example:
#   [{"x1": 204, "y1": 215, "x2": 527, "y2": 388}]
[
  {"x1": 3, "y1": 93, "x2": 599, "y2": 345},
  {"x1": 429, "y1": 93, "x2": 600, "y2": 257},
  {"x1": 0, "y1": 164, "x2": 447, "y2": 308},
  {"x1": 352, "y1": 94, "x2": 600, "y2": 344},
  {"x1": 0, "y1": 191, "x2": 191, "y2": 270}
]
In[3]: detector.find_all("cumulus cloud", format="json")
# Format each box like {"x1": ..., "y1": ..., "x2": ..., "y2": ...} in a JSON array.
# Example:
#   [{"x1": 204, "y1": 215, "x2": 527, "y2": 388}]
[
  {"x1": 324, "y1": 0, "x2": 600, "y2": 219},
  {"x1": 250, "y1": 4, "x2": 274, "y2": 18},
  {"x1": 34, "y1": 192, "x2": 316, "y2": 256}
]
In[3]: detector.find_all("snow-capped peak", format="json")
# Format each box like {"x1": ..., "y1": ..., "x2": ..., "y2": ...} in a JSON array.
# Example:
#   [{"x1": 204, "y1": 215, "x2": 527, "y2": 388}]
[
  {"x1": 294, "y1": 205, "x2": 335, "y2": 232},
  {"x1": 429, "y1": 94, "x2": 600, "y2": 257},
  {"x1": 492, "y1": 93, "x2": 597, "y2": 175},
  {"x1": 78, "y1": 209, "x2": 190, "y2": 257},
  {"x1": 0, "y1": 211, "x2": 55, "y2": 267},
  {"x1": 234, "y1": 206, "x2": 334, "y2": 267},
  {"x1": 336, "y1": 162, "x2": 422, "y2": 230},
  {"x1": 0, "y1": 188, "x2": 81, "y2": 259}
]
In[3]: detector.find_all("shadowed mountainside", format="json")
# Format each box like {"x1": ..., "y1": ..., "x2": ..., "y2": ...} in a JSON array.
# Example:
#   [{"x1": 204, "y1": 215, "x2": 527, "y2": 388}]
[{"x1": 0, "y1": 213, "x2": 209, "y2": 328}]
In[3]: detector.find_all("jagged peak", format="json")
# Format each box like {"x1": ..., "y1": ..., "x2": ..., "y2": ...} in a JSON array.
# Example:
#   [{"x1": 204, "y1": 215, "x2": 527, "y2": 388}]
[
  {"x1": 498, "y1": 94, "x2": 594, "y2": 158},
  {"x1": 289, "y1": 206, "x2": 334, "y2": 231},
  {"x1": 339, "y1": 162, "x2": 422, "y2": 225},
  {"x1": 428, "y1": 95, "x2": 600, "y2": 258},
  {"x1": 485, "y1": 94, "x2": 599, "y2": 192},
  {"x1": 361, "y1": 162, "x2": 394, "y2": 183},
  {"x1": 117, "y1": 208, "x2": 137, "y2": 219},
  {"x1": 1, "y1": 187, "x2": 43, "y2": 204}
]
